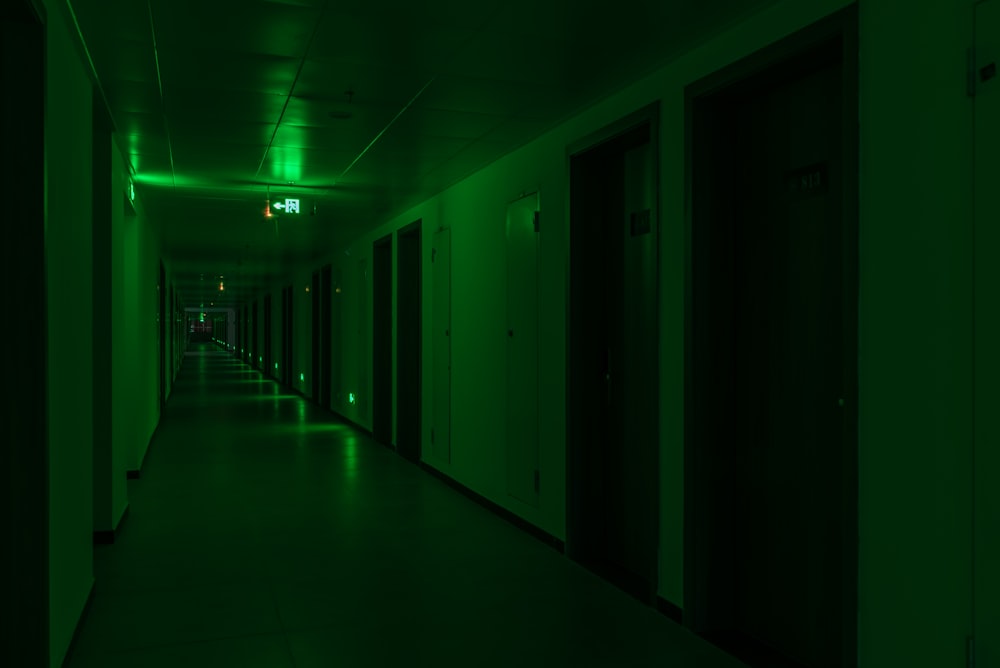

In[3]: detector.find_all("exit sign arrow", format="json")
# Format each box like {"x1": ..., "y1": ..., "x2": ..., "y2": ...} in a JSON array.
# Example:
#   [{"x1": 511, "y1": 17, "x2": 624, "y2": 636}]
[{"x1": 269, "y1": 198, "x2": 300, "y2": 213}]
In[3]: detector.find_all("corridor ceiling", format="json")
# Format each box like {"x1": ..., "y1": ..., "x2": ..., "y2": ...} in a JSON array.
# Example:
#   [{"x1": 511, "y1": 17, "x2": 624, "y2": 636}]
[{"x1": 69, "y1": 0, "x2": 775, "y2": 309}]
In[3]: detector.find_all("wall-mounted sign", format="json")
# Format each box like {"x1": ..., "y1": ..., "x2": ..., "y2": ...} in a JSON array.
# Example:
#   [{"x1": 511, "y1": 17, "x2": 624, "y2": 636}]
[{"x1": 784, "y1": 161, "x2": 829, "y2": 200}]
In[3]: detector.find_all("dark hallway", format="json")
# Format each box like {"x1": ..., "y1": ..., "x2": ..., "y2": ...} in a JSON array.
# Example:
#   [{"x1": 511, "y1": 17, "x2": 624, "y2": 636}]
[
  {"x1": 65, "y1": 343, "x2": 744, "y2": 668},
  {"x1": 5, "y1": 0, "x2": 995, "y2": 666}
]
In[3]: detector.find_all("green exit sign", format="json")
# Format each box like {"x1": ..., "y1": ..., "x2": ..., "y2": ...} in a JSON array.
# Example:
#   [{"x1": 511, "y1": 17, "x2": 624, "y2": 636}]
[{"x1": 272, "y1": 198, "x2": 300, "y2": 213}]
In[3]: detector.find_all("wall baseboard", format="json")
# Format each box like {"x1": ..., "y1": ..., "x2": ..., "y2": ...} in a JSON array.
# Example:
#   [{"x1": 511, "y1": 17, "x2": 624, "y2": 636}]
[
  {"x1": 93, "y1": 504, "x2": 130, "y2": 545},
  {"x1": 61, "y1": 577, "x2": 95, "y2": 668},
  {"x1": 656, "y1": 595, "x2": 683, "y2": 624},
  {"x1": 418, "y1": 461, "x2": 565, "y2": 554}
]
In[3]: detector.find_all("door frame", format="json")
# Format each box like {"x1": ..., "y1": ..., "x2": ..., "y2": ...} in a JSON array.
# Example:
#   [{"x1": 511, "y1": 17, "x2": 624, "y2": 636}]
[
  {"x1": 565, "y1": 101, "x2": 661, "y2": 602},
  {"x1": 373, "y1": 234, "x2": 393, "y2": 446},
  {"x1": 682, "y1": 5, "x2": 859, "y2": 664}
]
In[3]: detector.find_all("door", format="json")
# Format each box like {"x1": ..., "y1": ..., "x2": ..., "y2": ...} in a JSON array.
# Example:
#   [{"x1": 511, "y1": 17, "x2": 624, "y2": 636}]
[
  {"x1": 396, "y1": 221, "x2": 422, "y2": 463},
  {"x1": 974, "y1": 2, "x2": 999, "y2": 665},
  {"x1": 281, "y1": 286, "x2": 292, "y2": 385},
  {"x1": 332, "y1": 266, "x2": 343, "y2": 406},
  {"x1": 320, "y1": 265, "x2": 332, "y2": 407},
  {"x1": 357, "y1": 258, "x2": 370, "y2": 423},
  {"x1": 312, "y1": 270, "x2": 320, "y2": 399},
  {"x1": 432, "y1": 228, "x2": 451, "y2": 464},
  {"x1": 567, "y1": 111, "x2": 659, "y2": 604},
  {"x1": 235, "y1": 306, "x2": 241, "y2": 360},
  {"x1": 264, "y1": 294, "x2": 273, "y2": 375},
  {"x1": 685, "y1": 12, "x2": 857, "y2": 668},
  {"x1": 506, "y1": 193, "x2": 540, "y2": 506},
  {"x1": 373, "y1": 235, "x2": 393, "y2": 445},
  {"x1": 251, "y1": 300, "x2": 258, "y2": 367},
  {"x1": 158, "y1": 279, "x2": 164, "y2": 401}
]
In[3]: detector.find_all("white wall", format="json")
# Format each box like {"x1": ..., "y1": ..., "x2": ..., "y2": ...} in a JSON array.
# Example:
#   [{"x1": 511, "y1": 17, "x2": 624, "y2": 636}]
[{"x1": 45, "y1": 2, "x2": 95, "y2": 664}]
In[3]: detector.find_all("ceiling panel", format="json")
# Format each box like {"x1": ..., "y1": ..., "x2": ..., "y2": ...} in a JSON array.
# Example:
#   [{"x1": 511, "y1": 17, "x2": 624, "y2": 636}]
[
  {"x1": 103, "y1": 79, "x2": 162, "y2": 116},
  {"x1": 154, "y1": 0, "x2": 322, "y2": 58},
  {"x1": 167, "y1": 87, "x2": 289, "y2": 124},
  {"x1": 303, "y1": 10, "x2": 471, "y2": 71},
  {"x1": 159, "y1": 49, "x2": 301, "y2": 95},
  {"x1": 386, "y1": 106, "x2": 506, "y2": 140},
  {"x1": 168, "y1": 117, "x2": 274, "y2": 146},
  {"x1": 71, "y1": 0, "x2": 785, "y2": 309},
  {"x1": 294, "y1": 59, "x2": 433, "y2": 108},
  {"x1": 88, "y1": 38, "x2": 158, "y2": 84},
  {"x1": 71, "y1": 0, "x2": 152, "y2": 44}
]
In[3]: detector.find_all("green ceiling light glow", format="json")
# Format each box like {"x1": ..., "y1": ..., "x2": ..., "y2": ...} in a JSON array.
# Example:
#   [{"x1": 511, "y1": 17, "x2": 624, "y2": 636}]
[
  {"x1": 268, "y1": 134, "x2": 304, "y2": 184},
  {"x1": 132, "y1": 172, "x2": 202, "y2": 188}
]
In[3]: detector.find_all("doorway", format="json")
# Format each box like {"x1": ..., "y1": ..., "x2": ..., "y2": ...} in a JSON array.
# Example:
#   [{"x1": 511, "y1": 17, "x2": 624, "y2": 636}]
[
  {"x1": 567, "y1": 106, "x2": 659, "y2": 604},
  {"x1": 684, "y1": 9, "x2": 858, "y2": 668},
  {"x1": 312, "y1": 269, "x2": 320, "y2": 400},
  {"x1": 396, "y1": 221, "x2": 422, "y2": 463},
  {"x1": 310, "y1": 267, "x2": 332, "y2": 406},
  {"x1": 282, "y1": 285, "x2": 293, "y2": 386},
  {"x1": 373, "y1": 234, "x2": 393, "y2": 446}
]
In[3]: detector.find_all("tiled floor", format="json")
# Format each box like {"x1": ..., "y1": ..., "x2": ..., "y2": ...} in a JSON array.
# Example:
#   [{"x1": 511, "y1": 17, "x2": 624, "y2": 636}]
[{"x1": 66, "y1": 344, "x2": 747, "y2": 667}]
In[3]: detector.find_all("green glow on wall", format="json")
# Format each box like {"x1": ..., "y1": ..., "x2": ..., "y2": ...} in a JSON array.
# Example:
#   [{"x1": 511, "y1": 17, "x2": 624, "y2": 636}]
[
  {"x1": 299, "y1": 372, "x2": 305, "y2": 382},
  {"x1": 274, "y1": 362, "x2": 278, "y2": 369},
  {"x1": 349, "y1": 392, "x2": 356, "y2": 404},
  {"x1": 258, "y1": 356, "x2": 262, "y2": 363}
]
